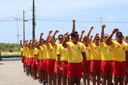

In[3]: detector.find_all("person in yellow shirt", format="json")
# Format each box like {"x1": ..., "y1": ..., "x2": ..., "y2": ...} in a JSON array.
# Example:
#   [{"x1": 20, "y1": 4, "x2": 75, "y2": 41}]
[
  {"x1": 29, "y1": 39, "x2": 37, "y2": 79},
  {"x1": 24, "y1": 40, "x2": 30, "y2": 76},
  {"x1": 54, "y1": 34, "x2": 64, "y2": 85},
  {"x1": 126, "y1": 36, "x2": 128, "y2": 44},
  {"x1": 62, "y1": 31, "x2": 86, "y2": 85},
  {"x1": 45, "y1": 30, "x2": 59, "y2": 85},
  {"x1": 89, "y1": 33, "x2": 101, "y2": 85},
  {"x1": 106, "y1": 29, "x2": 128, "y2": 85},
  {"x1": 100, "y1": 25, "x2": 113, "y2": 85},
  {"x1": 57, "y1": 33, "x2": 70, "y2": 85},
  {"x1": 124, "y1": 36, "x2": 128, "y2": 85},
  {"x1": 20, "y1": 40, "x2": 26, "y2": 72},
  {"x1": 82, "y1": 26, "x2": 93, "y2": 85}
]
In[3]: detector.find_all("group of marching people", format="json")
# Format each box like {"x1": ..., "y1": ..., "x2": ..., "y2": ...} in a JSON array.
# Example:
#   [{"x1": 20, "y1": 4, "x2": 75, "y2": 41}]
[{"x1": 20, "y1": 20, "x2": 128, "y2": 85}]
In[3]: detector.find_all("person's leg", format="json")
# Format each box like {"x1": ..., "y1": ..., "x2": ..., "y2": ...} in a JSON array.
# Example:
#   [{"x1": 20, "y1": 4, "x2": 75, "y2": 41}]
[
  {"x1": 87, "y1": 74, "x2": 90, "y2": 85},
  {"x1": 97, "y1": 73, "x2": 101, "y2": 85},
  {"x1": 75, "y1": 77, "x2": 81, "y2": 85},
  {"x1": 47, "y1": 59, "x2": 55, "y2": 85},
  {"x1": 68, "y1": 77, "x2": 74, "y2": 85},
  {"x1": 90, "y1": 60, "x2": 96, "y2": 85},
  {"x1": 61, "y1": 61, "x2": 68, "y2": 85},
  {"x1": 114, "y1": 77, "x2": 119, "y2": 85},
  {"x1": 62, "y1": 74, "x2": 67, "y2": 85},
  {"x1": 108, "y1": 72, "x2": 112, "y2": 85},
  {"x1": 91, "y1": 73, "x2": 96, "y2": 85},
  {"x1": 75, "y1": 63, "x2": 83, "y2": 85},
  {"x1": 67, "y1": 63, "x2": 75, "y2": 85},
  {"x1": 83, "y1": 73, "x2": 87, "y2": 85},
  {"x1": 119, "y1": 62, "x2": 126, "y2": 85}
]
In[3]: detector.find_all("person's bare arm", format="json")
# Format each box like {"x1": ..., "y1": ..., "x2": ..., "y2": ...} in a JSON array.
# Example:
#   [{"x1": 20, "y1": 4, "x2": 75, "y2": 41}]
[
  {"x1": 49, "y1": 30, "x2": 59, "y2": 42},
  {"x1": 20, "y1": 40, "x2": 23, "y2": 47},
  {"x1": 87, "y1": 26, "x2": 94, "y2": 39},
  {"x1": 46, "y1": 30, "x2": 53, "y2": 44},
  {"x1": 101, "y1": 24, "x2": 106, "y2": 42},
  {"x1": 79, "y1": 30, "x2": 85, "y2": 42},
  {"x1": 62, "y1": 33, "x2": 70, "y2": 48},
  {"x1": 82, "y1": 52, "x2": 86, "y2": 68},
  {"x1": 106, "y1": 28, "x2": 118, "y2": 45},
  {"x1": 39, "y1": 33, "x2": 43, "y2": 44}
]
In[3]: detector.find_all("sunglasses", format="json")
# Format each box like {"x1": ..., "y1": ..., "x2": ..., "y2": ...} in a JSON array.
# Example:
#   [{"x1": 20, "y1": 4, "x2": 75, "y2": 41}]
[{"x1": 117, "y1": 35, "x2": 122, "y2": 37}]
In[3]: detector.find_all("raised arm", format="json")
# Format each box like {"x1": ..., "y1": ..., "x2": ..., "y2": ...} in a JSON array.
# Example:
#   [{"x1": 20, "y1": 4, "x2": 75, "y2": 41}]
[
  {"x1": 49, "y1": 30, "x2": 59, "y2": 42},
  {"x1": 86, "y1": 26, "x2": 94, "y2": 43},
  {"x1": 79, "y1": 30, "x2": 85, "y2": 42},
  {"x1": 62, "y1": 32, "x2": 70, "y2": 48},
  {"x1": 100, "y1": 24, "x2": 106, "y2": 42},
  {"x1": 39, "y1": 33, "x2": 43, "y2": 44},
  {"x1": 87, "y1": 26, "x2": 94, "y2": 39},
  {"x1": 106, "y1": 28, "x2": 118, "y2": 45},
  {"x1": 20, "y1": 40, "x2": 23, "y2": 47},
  {"x1": 46, "y1": 30, "x2": 53, "y2": 44}
]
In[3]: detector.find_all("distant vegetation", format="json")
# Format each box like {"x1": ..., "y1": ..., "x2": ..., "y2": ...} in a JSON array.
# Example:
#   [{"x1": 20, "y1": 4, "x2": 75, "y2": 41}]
[
  {"x1": 0, "y1": 43, "x2": 21, "y2": 58},
  {"x1": 0, "y1": 43, "x2": 20, "y2": 52}
]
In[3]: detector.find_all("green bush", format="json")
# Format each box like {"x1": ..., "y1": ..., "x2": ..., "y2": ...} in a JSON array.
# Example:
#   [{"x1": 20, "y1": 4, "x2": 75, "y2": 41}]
[{"x1": 2, "y1": 54, "x2": 21, "y2": 58}]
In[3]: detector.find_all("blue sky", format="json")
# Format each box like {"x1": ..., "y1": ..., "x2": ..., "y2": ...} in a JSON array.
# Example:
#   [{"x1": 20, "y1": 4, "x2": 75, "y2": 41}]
[{"x1": 0, "y1": 0, "x2": 128, "y2": 43}]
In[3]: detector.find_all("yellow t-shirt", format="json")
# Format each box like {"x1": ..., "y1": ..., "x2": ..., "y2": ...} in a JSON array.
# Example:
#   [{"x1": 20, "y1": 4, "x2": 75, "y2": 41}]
[
  {"x1": 111, "y1": 40, "x2": 128, "y2": 61},
  {"x1": 57, "y1": 44, "x2": 69, "y2": 61},
  {"x1": 66, "y1": 42, "x2": 85, "y2": 63},
  {"x1": 25, "y1": 47, "x2": 29, "y2": 58},
  {"x1": 100, "y1": 42, "x2": 112, "y2": 61},
  {"x1": 84, "y1": 46, "x2": 91, "y2": 60},
  {"x1": 28, "y1": 48, "x2": 34, "y2": 58},
  {"x1": 46, "y1": 43, "x2": 58, "y2": 60},
  {"x1": 33, "y1": 47, "x2": 40, "y2": 59},
  {"x1": 21, "y1": 47, "x2": 25, "y2": 57},
  {"x1": 40, "y1": 44, "x2": 47, "y2": 60},
  {"x1": 89, "y1": 42, "x2": 101, "y2": 60}
]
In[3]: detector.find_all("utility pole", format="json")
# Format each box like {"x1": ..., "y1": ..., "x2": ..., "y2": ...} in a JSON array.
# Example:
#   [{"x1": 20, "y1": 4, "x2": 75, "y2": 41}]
[
  {"x1": 100, "y1": 17, "x2": 103, "y2": 26},
  {"x1": 32, "y1": 0, "x2": 36, "y2": 40},
  {"x1": 23, "y1": 10, "x2": 25, "y2": 42},
  {"x1": 72, "y1": 20, "x2": 76, "y2": 32},
  {"x1": 14, "y1": 18, "x2": 20, "y2": 44}
]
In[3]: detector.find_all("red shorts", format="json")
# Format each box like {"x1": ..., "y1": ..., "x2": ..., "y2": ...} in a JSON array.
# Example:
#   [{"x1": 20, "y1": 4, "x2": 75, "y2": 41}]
[
  {"x1": 46, "y1": 59, "x2": 55, "y2": 74},
  {"x1": 67, "y1": 63, "x2": 82, "y2": 78},
  {"x1": 61, "y1": 61, "x2": 68, "y2": 76},
  {"x1": 24, "y1": 58, "x2": 28, "y2": 65},
  {"x1": 54, "y1": 61, "x2": 59, "y2": 74},
  {"x1": 101, "y1": 61, "x2": 112, "y2": 73},
  {"x1": 90, "y1": 60, "x2": 101, "y2": 73},
  {"x1": 38, "y1": 60, "x2": 46, "y2": 71},
  {"x1": 82, "y1": 60, "x2": 91, "y2": 73},
  {"x1": 26, "y1": 58, "x2": 32, "y2": 66},
  {"x1": 112, "y1": 61, "x2": 126, "y2": 77},
  {"x1": 22, "y1": 56, "x2": 25, "y2": 63},
  {"x1": 31, "y1": 58, "x2": 37, "y2": 68}
]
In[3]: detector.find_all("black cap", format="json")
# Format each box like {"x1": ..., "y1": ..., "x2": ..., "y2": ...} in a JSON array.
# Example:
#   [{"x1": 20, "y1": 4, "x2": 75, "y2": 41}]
[
  {"x1": 116, "y1": 31, "x2": 123, "y2": 37},
  {"x1": 95, "y1": 36, "x2": 100, "y2": 40},
  {"x1": 58, "y1": 34, "x2": 63, "y2": 39},
  {"x1": 71, "y1": 31, "x2": 79, "y2": 37},
  {"x1": 126, "y1": 36, "x2": 128, "y2": 39}
]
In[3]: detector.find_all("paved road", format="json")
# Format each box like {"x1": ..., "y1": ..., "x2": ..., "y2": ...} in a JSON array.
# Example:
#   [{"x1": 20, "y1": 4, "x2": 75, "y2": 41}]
[
  {"x1": 0, "y1": 58, "x2": 42, "y2": 85},
  {"x1": 0, "y1": 58, "x2": 86, "y2": 85}
]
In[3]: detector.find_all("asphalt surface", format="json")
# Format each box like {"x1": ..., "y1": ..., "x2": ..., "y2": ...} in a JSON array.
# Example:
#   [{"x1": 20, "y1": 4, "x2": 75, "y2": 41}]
[
  {"x1": 0, "y1": 58, "x2": 86, "y2": 85},
  {"x1": 0, "y1": 58, "x2": 42, "y2": 85}
]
